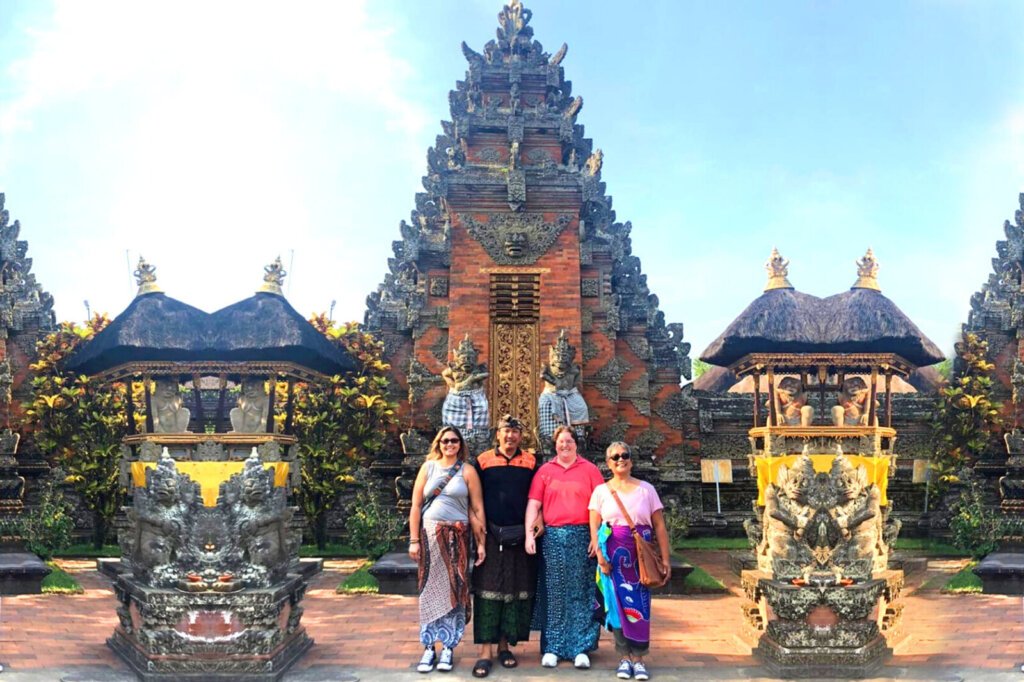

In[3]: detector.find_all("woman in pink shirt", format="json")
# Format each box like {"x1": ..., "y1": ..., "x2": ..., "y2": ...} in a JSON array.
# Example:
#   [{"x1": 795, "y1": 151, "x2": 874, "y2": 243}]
[
  {"x1": 525, "y1": 425, "x2": 604, "y2": 670},
  {"x1": 588, "y1": 441, "x2": 671, "y2": 681}
]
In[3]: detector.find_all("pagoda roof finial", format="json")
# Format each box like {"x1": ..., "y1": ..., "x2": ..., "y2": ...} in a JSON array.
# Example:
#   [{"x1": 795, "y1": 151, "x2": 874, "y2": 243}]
[
  {"x1": 764, "y1": 247, "x2": 793, "y2": 291},
  {"x1": 258, "y1": 256, "x2": 287, "y2": 296},
  {"x1": 134, "y1": 256, "x2": 163, "y2": 296},
  {"x1": 852, "y1": 248, "x2": 881, "y2": 291}
]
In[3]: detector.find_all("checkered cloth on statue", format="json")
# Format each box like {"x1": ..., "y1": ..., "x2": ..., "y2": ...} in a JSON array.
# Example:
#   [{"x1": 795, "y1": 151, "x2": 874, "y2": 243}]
[
  {"x1": 538, "y1": 387, "x2": 589, "y2": 443},
  {"x1": 442, "y1": 387, "x2": 490, "y2": 433}
]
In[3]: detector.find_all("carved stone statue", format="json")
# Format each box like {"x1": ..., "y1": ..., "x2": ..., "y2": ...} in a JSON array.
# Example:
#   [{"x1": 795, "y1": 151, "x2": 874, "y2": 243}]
[
  {"x1": 832, "y1": 377, "x2": 877, "y2": 426},
  {"x1": 775, "y1": 377, "x2": 814, "y2": 427},
  {"x1": 538, "y1": 329, "x2": 589, "y2": 444},
  {"x1": 756, "y1": 454, "x2": 814, "y2": 573},
  {"x1": 129, "y1": 450, "x2": 195, "y2": 586},
  {"x1": 441, "y1": 335, "x2": 490, "y2": 436},
  {"x1": 230, "y1": 379, "x2": 269, "y2": 433},
  {"x1": 152, "y1": 379, "x2": 191, "y2": 433},
  {"x1": 830, "y1": 453, "x2": 886, "y2": 573}
]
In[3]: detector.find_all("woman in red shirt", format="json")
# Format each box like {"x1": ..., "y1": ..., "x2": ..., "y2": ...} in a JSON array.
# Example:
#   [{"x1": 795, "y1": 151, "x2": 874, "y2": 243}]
[{"x1": 525, "y1": 425, "x2": 604, "y2": 669}]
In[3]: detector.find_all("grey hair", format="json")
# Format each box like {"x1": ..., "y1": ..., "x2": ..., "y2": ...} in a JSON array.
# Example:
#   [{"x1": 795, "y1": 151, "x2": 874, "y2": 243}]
[{"x1": 605, "y1": 441, "x2": 631, "y2": 458}]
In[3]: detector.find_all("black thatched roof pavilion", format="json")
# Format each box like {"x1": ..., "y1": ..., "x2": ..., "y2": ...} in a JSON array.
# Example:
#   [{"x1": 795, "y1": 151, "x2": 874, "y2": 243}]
[
  {"x1": 67, "y1": 257, "x2": 355, "y2": 381},
  {"x1": 701, "y1": 248, "x2": 944, "y2": 370}
]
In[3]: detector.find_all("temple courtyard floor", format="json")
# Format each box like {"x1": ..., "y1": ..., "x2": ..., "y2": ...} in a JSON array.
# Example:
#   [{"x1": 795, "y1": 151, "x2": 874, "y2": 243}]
[{"x1": 0, "y1": 552, "x2": 1022, "y2": 681}]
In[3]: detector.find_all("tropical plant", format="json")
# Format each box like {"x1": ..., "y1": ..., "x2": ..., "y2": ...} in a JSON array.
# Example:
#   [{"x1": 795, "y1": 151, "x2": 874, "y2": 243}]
[
  {"x1": 344, "y1": 477, "x2": 404, "y2": 559},
  {"x1": 23, "y1": 315, "x2": 129, "y2": 548},
  {"x1": 949, "y1": 479, "x2": 1001, "y2": 558},
  {"x1": 292, "y1": 316, "x2": 397, "y2": 549},
  {"x1": 930, "y1": 332, "x2": 1004, "y2": 494},
  {"x1": 13, "y1": 471, "x2": 75, "y2": 559}
]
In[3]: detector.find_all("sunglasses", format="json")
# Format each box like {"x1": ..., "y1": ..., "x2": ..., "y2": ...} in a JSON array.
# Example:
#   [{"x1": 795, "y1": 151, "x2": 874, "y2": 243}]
[
  {"x1": 608, "y1": 452, "x2": 631, "y2": 462},
  {"x1": 440, "y1": 438, "x2": 461, "y2": 445}
]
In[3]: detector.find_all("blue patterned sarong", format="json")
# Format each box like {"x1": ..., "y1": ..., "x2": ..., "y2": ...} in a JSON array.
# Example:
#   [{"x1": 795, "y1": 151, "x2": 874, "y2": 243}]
[
  {"x1": 597, "y1": 523, "x2": 653, "y2": 650},
  {"x1": 533, "y1": 524, "x2": 601, "y2": 659}
]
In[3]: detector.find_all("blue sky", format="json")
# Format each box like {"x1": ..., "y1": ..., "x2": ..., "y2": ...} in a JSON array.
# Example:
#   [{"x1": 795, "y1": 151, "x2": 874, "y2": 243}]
[{"x1": 1, "y1": 1, "x2": 1022, "y2": 370}]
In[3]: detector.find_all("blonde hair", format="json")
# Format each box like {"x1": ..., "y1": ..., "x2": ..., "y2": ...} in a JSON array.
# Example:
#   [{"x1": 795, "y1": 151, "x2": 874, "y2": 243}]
[{"x1": 427, "y1": 426, "x2": 468, "y2": 461}]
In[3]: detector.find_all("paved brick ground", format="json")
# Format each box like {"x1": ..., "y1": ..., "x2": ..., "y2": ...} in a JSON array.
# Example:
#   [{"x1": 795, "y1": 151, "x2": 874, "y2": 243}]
[{"x1": 0, "y1": 553, "x2": 1021, "y2": 677}]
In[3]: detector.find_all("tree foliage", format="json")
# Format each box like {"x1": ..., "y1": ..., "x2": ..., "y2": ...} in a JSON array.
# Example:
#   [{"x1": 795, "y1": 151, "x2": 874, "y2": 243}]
[
  {"x1": 930, "y1": 332, "x2": 1004, "y2": 494},
  {"x1": 23, "y1": 315, "x2": 129, "y2": 548},
  {"x1": 292, "y1": 315, "x2": 397, "y2": 549}
]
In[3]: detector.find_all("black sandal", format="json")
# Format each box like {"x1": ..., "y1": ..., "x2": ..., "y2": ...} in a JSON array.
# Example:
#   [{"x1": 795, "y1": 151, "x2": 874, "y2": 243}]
[
  {"x1": 472, "y1": 659, "x2": 492, "y2": 678},
  {"x1": 498, "y1": 650, "x2": 518, "y2": 669}
]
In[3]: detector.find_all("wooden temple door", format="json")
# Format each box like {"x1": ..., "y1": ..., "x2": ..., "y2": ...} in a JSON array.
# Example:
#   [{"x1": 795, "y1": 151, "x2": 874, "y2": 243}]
[{"x1": 489, "y1": 273, "x2": 540, "y2": 443}]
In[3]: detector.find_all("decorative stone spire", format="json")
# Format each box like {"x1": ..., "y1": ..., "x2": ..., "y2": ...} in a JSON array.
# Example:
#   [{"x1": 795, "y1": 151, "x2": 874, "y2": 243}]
[
  {"x1": 134, "y1": 256, "x2": 163, "y2": 296},
  {"x1": 764, "y1": 247, "x2": 793, "y2": 291},
  {"x1": 258, "y1": 256, "x2": 287, "y2": 295},
  {"x1": 852, "y1": 248, "x2": 881, "y2": 291}
]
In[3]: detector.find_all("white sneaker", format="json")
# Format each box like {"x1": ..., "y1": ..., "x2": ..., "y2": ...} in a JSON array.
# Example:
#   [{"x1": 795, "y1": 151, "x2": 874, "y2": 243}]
[
  {"x1": 436, "y1": 647, "x2": 453, "y2": 672},
  {"x1": 632, "y1": 661, "x2": 650, "y2": 680},
  {"x1": 417, "y1": 647, "x2": 436, "y2": 673},
  {"x1": 573, "y1": 653, "x2": 591, "y2": 669},
  {"x1": 541, "y1": 652, "x2": 558, "y2": 667}
]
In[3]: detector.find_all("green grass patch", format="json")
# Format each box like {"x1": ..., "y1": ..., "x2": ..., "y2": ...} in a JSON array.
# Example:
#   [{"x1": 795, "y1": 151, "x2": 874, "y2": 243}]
[
  {"x1": 893, "y1": 538, "x2": 971, "y2": 557},
  {"x1": 941, "y1": 562, "x2": 982, "y2": 594},
  {"x1": 41, "y1": 562, "x2": 84, "y2": 594},
  {"x1": 681, "y1": 563, "x2": 727, "y2": 592},
  {"x1": 52, "y1": 543, "x2": 120, "y2": 558},
  {"x1": 336, "y1": 561, "x2": 379, "y2": 594},
  {"x1": 674, "y1": 537, "x2": 750, "y2": 550},
  {"x1": 299, "y1": 543, "x2": 365, "y2": 558}
]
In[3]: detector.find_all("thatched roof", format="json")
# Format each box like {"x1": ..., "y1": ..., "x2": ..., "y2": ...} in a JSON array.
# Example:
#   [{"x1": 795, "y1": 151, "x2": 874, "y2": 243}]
[
  {"x1": 701, "y1": 287, "x2": 944, "y2": 368},
  {"x1": 693, "y1": 363, "x2": 945, "y2": 394},
  {"x1": 207, "y1": 293, "x2": 353, "y2": 375},
  {"x1": 66, "y1": 293, "x2": 209, "y2": 375},
  {"x1": 67, "y1": 292, "x2": 355, "y2": 377}
]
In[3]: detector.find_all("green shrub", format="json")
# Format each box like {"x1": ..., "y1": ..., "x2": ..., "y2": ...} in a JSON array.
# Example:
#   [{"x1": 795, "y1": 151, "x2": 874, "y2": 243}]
[
  {"x1": 0, "y1": 473, "x2": 74, "y2": 559},
  {"x1": 344, "y1": 482, "x2": 403, "y2": 560},
  {"x1": 662, "y1": 503, "x2": 690, "y2": 548},
  {"x1": 949, "y1": 481, "x2": 1001, "y2": 559}
]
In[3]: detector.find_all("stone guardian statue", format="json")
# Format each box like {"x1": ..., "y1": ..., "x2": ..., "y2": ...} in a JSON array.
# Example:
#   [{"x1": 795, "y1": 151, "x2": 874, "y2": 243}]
[{"x1": 538, "y1": 329, "x2": 589, "y2": 444}]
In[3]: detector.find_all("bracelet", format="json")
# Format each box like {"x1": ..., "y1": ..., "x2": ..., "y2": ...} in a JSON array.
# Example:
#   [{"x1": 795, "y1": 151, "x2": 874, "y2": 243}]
[{"x1": 409, "y1": 539, "x2": 420, "y2": 544}]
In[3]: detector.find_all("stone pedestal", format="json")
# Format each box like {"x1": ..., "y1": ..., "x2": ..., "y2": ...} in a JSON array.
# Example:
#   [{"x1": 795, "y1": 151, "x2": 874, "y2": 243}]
[
  {"x1": 109, "y1": 573, "x2": 311, "y2": 681},
  {"x1": 369, "y1": 551, "x2": 418, "y2": 595},
  {"x1": 0, "y1": 551, "x2": 50, "y2": 594},
  {"x1": 753, "y1": 576, "x2": 891, "y2": 679},
  {"x1": 973, "y1": 552, "x2": 1024, "y2": 594}
]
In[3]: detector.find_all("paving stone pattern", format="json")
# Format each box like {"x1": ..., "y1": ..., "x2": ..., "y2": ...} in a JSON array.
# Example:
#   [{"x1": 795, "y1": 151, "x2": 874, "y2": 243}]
[{"x1": 0, "y1": 555, "x2": 1021, "y2": 677}]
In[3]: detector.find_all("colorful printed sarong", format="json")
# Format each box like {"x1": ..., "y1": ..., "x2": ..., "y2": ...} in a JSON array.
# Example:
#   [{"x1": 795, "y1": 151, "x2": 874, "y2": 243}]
[
  {"x1": 418, "y1": 519, "x2": 470, "y2": 647},
  {"x1": 596, "y1": 522, "x2": 653, "y2": 652},
  {"x1": 538, "y1": 388, "x2": 589, "y2": 442},
  {"x1": 533, "y1": 524, "x2": 601, "y2": 659},
  {"x1": 442, "y1": 388, "x2": 490, "y2": 433}
]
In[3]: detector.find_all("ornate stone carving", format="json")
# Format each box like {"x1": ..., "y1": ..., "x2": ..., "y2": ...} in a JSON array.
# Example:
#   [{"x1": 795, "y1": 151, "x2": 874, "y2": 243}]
[
  {"x1": 491, "y1": 322, "x2": 539, "y2": 438},
  {"x1": 429, "y1": 276, "x2": 449, "y2": 297},
  {"x1": 441, "y1": 335, "x2": 490, "y2": 435},
  {"x1": 194, "y1": 440, "x2": 225, "y2": 462},
  {"x1": 152, "y1": 379, "x2": 192, "y2": 433},
  {"x1": 581, "y1": 278, "x2": 600, "y2": 297},
  {"x1": 581, "y1": 337, "x2": 599, "y2": 363},
  {"x1": 538, "y1": 330, "x2": 589, "y2": 442},
  {"x1": 459, "y1": 212, "x2": 573, "y2": 265},
  {"x1": 230, "y1": 379, "x2": 269, "y2": 433}
]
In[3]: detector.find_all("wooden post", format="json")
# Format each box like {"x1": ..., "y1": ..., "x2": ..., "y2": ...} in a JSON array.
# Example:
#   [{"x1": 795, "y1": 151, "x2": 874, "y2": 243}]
[
  {"x1": 767, "y1": 366, "x2": 777, "y2": 427},
  {"x1": 885, "y1": 370, "x2": 893, "y2": 428},
  {"x1": 143, "y1": 376, "x2": 154, "y2": 434},
  {"x1": 284, "y1": 378, "x2": 295, "y2": 435},
  {"x1": 215, "y1": 374, "x2": 228, "y2": 433},
  {"x1": 192, "y1": 374, "x2": 204, "y2": 431},
  {"x1": 752, "y1": 370, "x2": 761, "y2": 428},
  {"x1": 868, "y1": 367, "x2": 879, "y2": 426},
  {"x1": 265, "y1": 376, "x2": 276, "y2": 434},
  {"x1": 126, "y1": 377, "x2": 137, "y2": 436}
]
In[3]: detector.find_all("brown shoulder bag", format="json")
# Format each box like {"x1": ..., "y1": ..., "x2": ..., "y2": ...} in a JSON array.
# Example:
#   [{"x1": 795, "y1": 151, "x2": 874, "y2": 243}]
[{"x1": 608, "y1": 487, "x2": 669, "y2": 588}]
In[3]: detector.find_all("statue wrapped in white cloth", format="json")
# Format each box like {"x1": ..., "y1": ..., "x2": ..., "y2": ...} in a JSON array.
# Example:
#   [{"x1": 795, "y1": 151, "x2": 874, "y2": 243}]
[{"x1": 538, "y1": 330, "x2": 589, "y2": 444}]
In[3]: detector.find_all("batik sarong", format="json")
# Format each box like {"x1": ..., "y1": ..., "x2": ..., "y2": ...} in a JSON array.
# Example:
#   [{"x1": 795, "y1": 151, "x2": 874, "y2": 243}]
[
  {"x1": 472, "y1": 531, "x2": 536, "y2": 644},
  {"x1": 533, "y1": 524, "x2": 601, "y2": 659},
  {"x1": 538, "y1": 388, "x2": 589, "y2": 442},
  {"x1": 418, "y1": 519, "x2": 470, "y2": 647},
  {"x1": 442, "y1": 388, "x2": 490, "y2": 433},
  {"x1": 596, "y1": 522, "x2": 653, "y2": 654}
]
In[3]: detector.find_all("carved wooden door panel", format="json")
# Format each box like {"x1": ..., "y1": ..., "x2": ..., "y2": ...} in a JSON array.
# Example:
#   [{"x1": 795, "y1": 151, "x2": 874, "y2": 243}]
[
  {"x1": 490, "y1": 322, "x2": 539, "y2": 440},
  {"x1": 488, "y1": 272, "x2": 540, "y2": 442}
]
